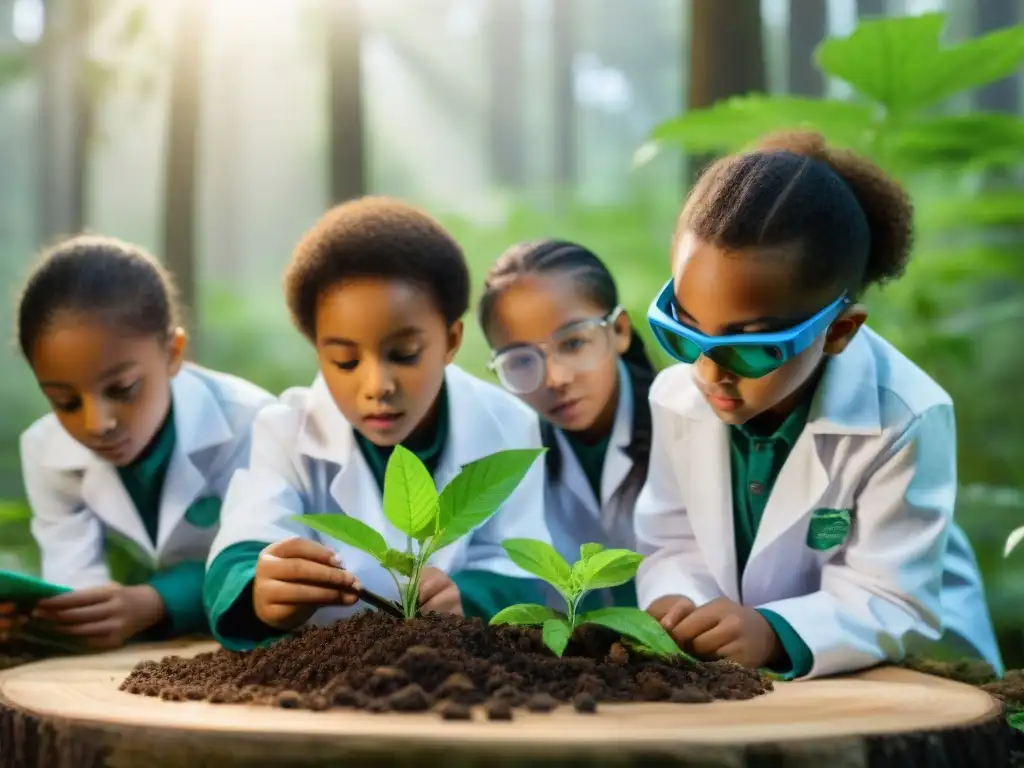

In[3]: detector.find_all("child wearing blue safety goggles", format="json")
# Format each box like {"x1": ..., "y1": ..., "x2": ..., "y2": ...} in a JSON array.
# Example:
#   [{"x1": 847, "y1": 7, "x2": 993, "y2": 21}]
[{"x1": 635, "y1": 130, "x2": 1002, "y2": 682}]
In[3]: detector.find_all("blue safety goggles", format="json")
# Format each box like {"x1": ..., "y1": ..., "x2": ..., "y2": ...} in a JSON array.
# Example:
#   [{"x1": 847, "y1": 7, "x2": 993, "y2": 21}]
[{"x1": 647, "y1": 278, "x2": 850, "y2": 379}]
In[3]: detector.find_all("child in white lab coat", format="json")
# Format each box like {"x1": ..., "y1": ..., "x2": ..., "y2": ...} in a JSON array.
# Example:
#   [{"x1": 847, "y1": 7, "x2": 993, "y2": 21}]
[
  {"x1": 478, "y1": 240, "x2": 655, "y2": 610},
  {"x1": 637, "y1": 131, "x2": 1002, "y2": 679},
  {"x1": 203, "y1": 197, "x2": 552, "y2": 651},
  {"x1": 3, "y1": 235, "x2": 273, "y2": 650}
]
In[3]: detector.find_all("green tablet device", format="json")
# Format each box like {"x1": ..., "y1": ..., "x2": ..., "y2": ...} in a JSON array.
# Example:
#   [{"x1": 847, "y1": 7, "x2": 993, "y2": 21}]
[{"x1": 0, "y1": 570, "x2": 71, "y2": 605}]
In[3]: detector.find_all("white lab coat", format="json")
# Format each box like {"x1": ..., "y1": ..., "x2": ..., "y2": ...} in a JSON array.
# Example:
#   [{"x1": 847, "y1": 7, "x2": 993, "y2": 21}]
[
  {"x1": 545, "y1": 359, "x2": 638, "y2": 563},
  {"x1": 20, "y1": 364, "x2": 275, "y2": 589},
  {"x1": 208, "y1": 364, "x2": 553, "y2": 626},
  {"x1": 634, "y1": 327, "x2": 1003, "y2": 678}
]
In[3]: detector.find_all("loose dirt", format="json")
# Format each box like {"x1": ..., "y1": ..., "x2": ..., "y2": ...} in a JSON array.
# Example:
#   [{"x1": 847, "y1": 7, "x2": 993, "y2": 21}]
[{"x1": 121, "y1": 611, "x2": 771, "y2": 719}]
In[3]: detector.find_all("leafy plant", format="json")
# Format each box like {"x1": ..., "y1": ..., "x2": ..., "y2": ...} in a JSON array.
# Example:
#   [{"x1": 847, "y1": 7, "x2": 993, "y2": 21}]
[
  {"x1": 296, "y1": 445, "x2": 544, "y2": 620},
  {"x1": 489, "y1": 540, "x2": 694, "y2": 661}
]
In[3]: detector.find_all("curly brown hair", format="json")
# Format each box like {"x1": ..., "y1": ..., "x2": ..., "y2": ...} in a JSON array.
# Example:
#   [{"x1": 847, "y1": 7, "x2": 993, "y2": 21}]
[
  {"x1": 284, "y1": 196, "x2": 470, "y2": 341},
  {"x1": 676, "y1": 130, "x2": 914, "y2": 295}
]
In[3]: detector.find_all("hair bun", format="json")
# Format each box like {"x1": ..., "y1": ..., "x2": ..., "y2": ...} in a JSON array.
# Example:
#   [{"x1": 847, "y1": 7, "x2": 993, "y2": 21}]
[{"x1": 753, "y1": 130, "x2": 829, "y2": 160}]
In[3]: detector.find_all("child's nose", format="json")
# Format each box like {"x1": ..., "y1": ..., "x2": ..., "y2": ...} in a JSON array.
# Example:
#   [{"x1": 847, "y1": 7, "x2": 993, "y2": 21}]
[{"x1": 696, "y1": 355, "x2": 735, "y2": 385}]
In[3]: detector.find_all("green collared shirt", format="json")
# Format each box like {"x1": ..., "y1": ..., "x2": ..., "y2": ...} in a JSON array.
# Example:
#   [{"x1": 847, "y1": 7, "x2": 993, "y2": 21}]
[
  {"x1": 113, "y1": 406, "x2": 208, "y2": 638},
  {"x1": 729, "y1": 395, "x2": 815, "y2": 678}
]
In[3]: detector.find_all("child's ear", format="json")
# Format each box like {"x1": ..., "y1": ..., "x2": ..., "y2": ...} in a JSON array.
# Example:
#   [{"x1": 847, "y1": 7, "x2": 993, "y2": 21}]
[
  {"x1": 612, "y1": 310, "x2": 632, "y2": 356},
  {"x1": 167, "y1": 327, "x2": 188, "y2": 375},
  {"x1": 444, "y1": 320, "x2": 464, "y2": 364},
  {"x1": 823, "y1": 306, "x2": 867, "y2": 356}
]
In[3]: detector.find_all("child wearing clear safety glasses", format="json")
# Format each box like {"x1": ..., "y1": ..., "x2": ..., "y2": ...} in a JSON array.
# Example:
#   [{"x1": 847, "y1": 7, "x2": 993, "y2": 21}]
[
  {"x1": 636, "y1": 131, "x2": 1002, "y2": 680},
  {"x1": 479, "y1": 240, "x2": 656, "y2": 610}
]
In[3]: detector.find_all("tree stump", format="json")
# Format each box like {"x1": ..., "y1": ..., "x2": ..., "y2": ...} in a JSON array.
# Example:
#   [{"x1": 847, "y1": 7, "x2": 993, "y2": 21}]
[{"x1": 0, "y1": 639, "x2": 1010, "y2": 768}]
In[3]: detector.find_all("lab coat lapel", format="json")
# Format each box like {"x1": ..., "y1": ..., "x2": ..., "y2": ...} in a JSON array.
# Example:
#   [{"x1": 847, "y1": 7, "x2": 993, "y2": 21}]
[
  {"x1": 156, "y1": 368, "x2": 234, "y2": 552},
  {"x1": 744, "y1": 331, "x2": 883, "y2": 582},
  {"x1": 81, "y1": 459, "x2": 155, "y2": 560},
  {"x1": 553, "y1": 429, "x2": 600, "y2": 516},
  {"x1": 599, "y1": 360, "x2": 634, "y2": 512}
]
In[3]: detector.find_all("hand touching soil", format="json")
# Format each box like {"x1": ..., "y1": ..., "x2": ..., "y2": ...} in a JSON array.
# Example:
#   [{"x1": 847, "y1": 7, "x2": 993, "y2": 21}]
[
  {"x1": 253, "y1": 538, "x2": 361, "y2": 631},
  {"x1": 33, "y1": 584, "x2": 166, "y2": 651},
  {"x1": 418, "y1": 567, "x2": 462, "y2": 616},
  {"x1": 648, "y1": 594, "x2": 696, "y2": 642},
  {"x1": 673, "y1": 598, "x2": 783, "y2": 670}
]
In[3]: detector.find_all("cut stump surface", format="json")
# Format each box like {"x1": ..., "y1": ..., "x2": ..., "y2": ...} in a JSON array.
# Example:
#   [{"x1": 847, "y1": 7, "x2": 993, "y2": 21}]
[{"x1": 0, "y1": 638, "x2": 1010, "y2": 768}]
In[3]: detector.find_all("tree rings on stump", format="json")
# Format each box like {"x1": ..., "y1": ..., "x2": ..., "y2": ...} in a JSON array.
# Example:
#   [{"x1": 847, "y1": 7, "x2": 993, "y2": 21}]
[{"x1": 0, "y1": 639, "x2": 1011, "y2": 768}]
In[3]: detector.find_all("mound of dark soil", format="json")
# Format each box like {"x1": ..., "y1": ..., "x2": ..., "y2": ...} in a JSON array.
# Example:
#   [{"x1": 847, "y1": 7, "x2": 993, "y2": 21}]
[
  {"x1": 899, "y1": 656, "x2": 1000, "y2": 687},
  {"x1": 121, "y1": 611, "x2": 771, "y2": 719}
]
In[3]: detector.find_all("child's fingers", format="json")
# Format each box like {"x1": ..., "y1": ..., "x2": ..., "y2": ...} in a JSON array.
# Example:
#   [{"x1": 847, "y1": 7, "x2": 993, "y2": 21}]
[
  {"x1": 688, "y1": 621, "x2": 735, "y2": 657},
  {"x1": 420, "y1": 587, "x2": 461, "y2": 616},
  {"x1": 260, "y1": 580, "x2": 356, "y2": 607},
  {"x1": 417, "y1": 571, "x2": 449, "y2": 603},
  {"x1": 36, "y1": 585, "x2": 114, "y2": 612},
  {"x1": 261, "y1": 556, "x2": 359, "y2": 591},
  {"x1": 58, "y1": 618, "x2": 123, "y2": 638},
  {"x1": 674, "y1": 604, "x2": 722, "y2": 642},
  {"x1": 263, "y1": 538, "x2": 339, "y2": 566},
  {"x1": 35, "y1": 601, "x2": 114, "y2": 626},
  {"x1": 658, "y1": 598, "x2": 696, "y2": 631}
]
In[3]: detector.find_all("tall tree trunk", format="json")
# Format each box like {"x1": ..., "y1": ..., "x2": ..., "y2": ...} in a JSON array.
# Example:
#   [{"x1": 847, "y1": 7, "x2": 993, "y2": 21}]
[
  {"x1": 163, "y1": 0, "x2": 204, "y2": 350},
  {"x1": 687, "y1": 0, "x2": 766, "y2": 181},
  {"x1": 326, "y1": 0, "x2": 365, "y2": 203},
  {"x1": 551, "y1": 0, "x2": 576, "y2": 189},
  {"x1": 487, "y1": 0, "x2": 524, "y2": 188},
  {"x1": 37, "y1": 0, "x2": 93, "y2": 247},
  {"x1": 855, "y1": 0, "x2": 885, "y2": 19},
  {"x1": 974, "y1": 0, "x2": 1020, "y2": 113},
  {"x1": 787, "y1": 1, "x2": 826, "y2": 96}
]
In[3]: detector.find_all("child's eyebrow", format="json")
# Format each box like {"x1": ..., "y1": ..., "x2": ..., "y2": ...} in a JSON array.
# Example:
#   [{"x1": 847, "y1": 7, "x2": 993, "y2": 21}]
[
  {"x1": 320, "y1": 327, "x2": 425, "y2": 348},
  {"x1": 38, "y1": 361, "x2": 138, "y2": 389},
  {"x1": 675, "y1": 301, "x2": 794, "y2": 334}
]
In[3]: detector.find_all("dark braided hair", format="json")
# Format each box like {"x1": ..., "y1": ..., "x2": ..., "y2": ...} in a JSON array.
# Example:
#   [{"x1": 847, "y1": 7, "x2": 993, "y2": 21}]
[
  {"x1": 678, "y1": 130, "x2": 914, "y2": 297},
  {"x1": 17, "y1": 235, "x2": 181, "y2": 362},
  {"x1": 478, "y1": 239, "x2": 655, "y2": 517}
]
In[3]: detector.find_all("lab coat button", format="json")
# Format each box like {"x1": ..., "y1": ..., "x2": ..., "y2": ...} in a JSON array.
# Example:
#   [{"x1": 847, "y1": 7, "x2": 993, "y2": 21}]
[{"x1": 748, "y1": 482, "x2": 765, "y2": 495}]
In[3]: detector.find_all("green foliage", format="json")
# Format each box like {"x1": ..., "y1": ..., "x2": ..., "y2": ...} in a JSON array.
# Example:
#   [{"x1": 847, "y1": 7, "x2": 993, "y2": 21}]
[
  {"x1": 296, "y1": 446, "x2": 544, "y2": 620},
  {"x1": 490, "y1": 540, "x2": 692, "y2": 662}
]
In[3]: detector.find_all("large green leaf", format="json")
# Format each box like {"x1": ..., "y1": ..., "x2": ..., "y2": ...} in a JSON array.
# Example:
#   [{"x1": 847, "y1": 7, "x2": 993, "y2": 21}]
[
  {"x1": 382, "y1": 445, "x2": 438, "y2": 539},
  {"x1": 296, "y1": 514, "x2": 388, "y2": 561},
  {"x1": 581, "y1": 607, "x2": 691, "y2": 660},
  {"x1": 501, "y1": 538, "x2": 573, "y2": 591},
  {"x1": 635, "y1": 95, "x2": 875, "y2": 165},
  {"x1": 581, "y1": 549, "x2": 644, "y2": 591},
  {"x1": 886, "y1": 113, "x2": 1024, "y2": 173},
  {"x1": 432, "y1": 448, "x2": 544, "y2": 549},
  {"x1": 542, "y1": 617, "x2": 573, "y2": 657},
  {"x1": 490, "y1": 603, "x2": 558, "y2": 627},
  {"x1": 816, "y1": 13, "x2": 1024, "y2": 114}
]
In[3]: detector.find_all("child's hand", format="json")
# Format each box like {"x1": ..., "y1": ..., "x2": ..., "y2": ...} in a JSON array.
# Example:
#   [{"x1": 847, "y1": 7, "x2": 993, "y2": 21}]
[
  {"x1": 34, "y1": 584, "x2": 166, "y2": 651},
  {"x1": 253, "y1": 537, "x2": 361, "y2": 631},
  {"x1": 417, "y1": 567, "x2": 462, "y2": 616},
  {"x1": 647, "y1": 594, "x2": 697, "y2": 644},
  {"x1": 0, "y1": 602, "x2": 27, "y2": 641},
  {"x1": 674, "y1": 597, "x2": 782, "y2": 669}
]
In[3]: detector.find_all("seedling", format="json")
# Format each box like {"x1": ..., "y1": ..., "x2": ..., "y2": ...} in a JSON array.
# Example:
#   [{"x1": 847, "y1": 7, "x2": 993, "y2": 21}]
[
  {"x1": 489, "y1": 540, "x2": 696, "y2": 662},
  {"x1": 296, "y1": 445, "x2": 544, "y2": 620}
]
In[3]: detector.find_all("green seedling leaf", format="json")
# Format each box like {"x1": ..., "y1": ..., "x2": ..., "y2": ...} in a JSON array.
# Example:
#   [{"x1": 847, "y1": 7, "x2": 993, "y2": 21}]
[
  {"x1": 581, "y1": 607, "x2": 693, "y2": 661},
  {"x1": 542, "y1": 617, "x2": 573, "y2": 657},
  {"x1": 816, "y1": 12, "x2": 1024, "y2": 115},
  {"x1": 382, "y1": 445, "x2": 438, "y2": 539},
  {"x1": 579, "y1": 543, "x2": 605, "y2": 562},
  {"x1": 490, "y1": 603, "x2": 557, "y2": 627},
  {"x1": 297, "y1": 514, "x2": 388, "y2": 561},
  {"x1": 501, "y1": 538, "x2": 573, "y2": 591},
  {"x1": 582, "y1": 549, "x2": 644, "y2": 591},
  {"x1": 433, "y1": 449, "x2": 545, "y2": 550},
  {"x1": 382, "y1": 548, "x2": 416, "y2": 577}
]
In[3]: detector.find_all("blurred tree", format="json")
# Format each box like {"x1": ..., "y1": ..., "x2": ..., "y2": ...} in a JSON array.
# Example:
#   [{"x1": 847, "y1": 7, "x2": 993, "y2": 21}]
[
  {"x1": 856, "y1": 0, "x2": 885, "y2": 19},
  {"x1": 551, "y1": 0, "x2": 576, "y2": 189},
  {"x1": 163, "y1": 0, "x2": 204, "y2": 347},
  {"x1": 37, "y1": 0, "x2": 94, "y2": 246},
  {"x1": 975, "y1": 0, "x2": 1020, "y2": 113},
  {"x1": 326, "y1": 0, "x2": 365, "y2": 203},
  {"x1": 487, "y1": 0, "x2": 525, "y2": 187},
  {"x1": 686, "y1": 0, "x2": 766, "y2": 180},
  {"x1": 788, "y1": 1, "x2": 827, "y2": 96}
]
